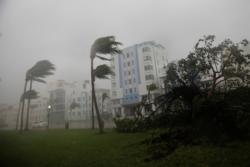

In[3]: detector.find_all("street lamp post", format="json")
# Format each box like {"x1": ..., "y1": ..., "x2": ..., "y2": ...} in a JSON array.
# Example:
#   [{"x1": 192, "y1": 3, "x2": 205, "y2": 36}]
[{"x1": 47, "y1": 105, "x2": 51, "y2": 129}]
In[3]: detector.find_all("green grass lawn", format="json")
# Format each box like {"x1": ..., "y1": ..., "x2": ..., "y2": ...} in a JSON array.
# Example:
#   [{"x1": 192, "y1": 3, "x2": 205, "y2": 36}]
[{"x1": 0, "y1": 129, "x2": 250, "y2": 167}]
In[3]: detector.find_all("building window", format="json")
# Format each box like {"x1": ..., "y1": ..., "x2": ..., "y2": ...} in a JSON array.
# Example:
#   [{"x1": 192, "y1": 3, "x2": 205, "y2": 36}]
[
  {"x1": 129, "y1": 88, "x2": 133, "y2": 93},
  {"x1": 145, "y1": 74, "x2": 154, "y2": 80},
  {"x1": 142, "y1": 47, "x2": 151, "y2": 52},
  {"x1": 131, "y1": 60, "x2": 134, "y2": 65},
  {"x1": 125, "y1": 80, "x2": 127, "y2": 85},
  {"x1": 134, "y1": 88, "x2": 137, "y2": 92},
  {"x1": 127, "y1": 53, "x2": 129, "y2": 58},
  {"x1": 127, "y1": 62, "x2": 130, "y2": 66},
  {"x1": 144, "y1": 65, "x2": 153, "y2": 71},
  {"x1": 144, "y1": 55, "x2": 152, "y2": 61},
  {"x1": 129, "y1": 79, "x2": 132, "y2": 84},
  {"x1": 124, "y1": 71, "x2": 126, "y2": 76},
  {"x1": 133, "y1": 78, "x2": 136, "y2": 83},
  {"x1": 128, "y1": 71, "x2": 131, "y2": 75}
]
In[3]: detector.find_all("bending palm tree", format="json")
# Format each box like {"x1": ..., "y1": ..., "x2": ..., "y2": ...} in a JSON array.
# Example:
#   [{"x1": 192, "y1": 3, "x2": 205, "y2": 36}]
[
  {"x1": 18, "y1": 90, "x2": 39, "y2": 132},
  {"x1": 90, "y1": 36, "x2": 122, "y2": 133},
  {"x1": 25, "y1": 60, "x2": 55, "y2": 130},
  {"x1": 19, "y1": 69, "x2": 32, "y2": 133}
]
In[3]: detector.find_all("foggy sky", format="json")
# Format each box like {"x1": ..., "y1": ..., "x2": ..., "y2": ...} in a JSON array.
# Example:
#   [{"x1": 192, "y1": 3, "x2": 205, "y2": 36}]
[{"x1": 0, "y1": 0, "x2": 250, "y2": 104}]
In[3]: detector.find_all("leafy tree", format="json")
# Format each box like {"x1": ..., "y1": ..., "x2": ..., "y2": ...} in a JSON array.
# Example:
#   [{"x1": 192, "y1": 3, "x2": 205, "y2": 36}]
[
  {"x1": 166, "y1": 35, "x2": 250, "y2": 95},
  {"x1": 90, "y1": 36, "x2": 122, "y2": 133},
  {"x1": 193, "y1": 35, "x2": 250, "y2": 94},
  {"x1": 101, "y1": 92, "x2": 109, "y2": 114},
  {"x1": 70, "y1": 101, "x2": 80, "y2": 111}
]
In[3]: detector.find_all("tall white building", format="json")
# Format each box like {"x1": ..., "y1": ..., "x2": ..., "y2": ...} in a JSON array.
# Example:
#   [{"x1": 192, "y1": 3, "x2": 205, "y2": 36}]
[{"x1": 110, "y1": 41, "x2": 168, "y2": 117}]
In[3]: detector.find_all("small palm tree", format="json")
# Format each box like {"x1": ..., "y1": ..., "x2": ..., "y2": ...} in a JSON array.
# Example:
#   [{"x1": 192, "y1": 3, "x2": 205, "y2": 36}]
[
  {"x1": 90, "y1": 36, "x2": 122, "y2": 133},
  {"x1": 24, "y1": 60, "x2": 55, "y2": 130},
  {"x1": 101, "y1": 92, "x2": 109, "y2": 114},
  {"x1": 17, "y1": 90, "x2": 38, "y2": 131}
]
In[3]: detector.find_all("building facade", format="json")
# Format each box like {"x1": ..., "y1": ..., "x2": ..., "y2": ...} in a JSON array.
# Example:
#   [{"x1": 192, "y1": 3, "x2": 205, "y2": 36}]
[
  {"x1": 47, "y1": 80, "x2": 112, "y2": 129},
  {"x1": 110, "y1": 41, "x2": 168, "y2": 117}
]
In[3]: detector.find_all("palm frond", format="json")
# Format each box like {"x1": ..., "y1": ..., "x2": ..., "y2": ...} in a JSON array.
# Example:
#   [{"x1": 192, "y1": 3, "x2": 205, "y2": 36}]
[
  {"x1": 21, "y1": 90, "x2": 39, "y2": 101},
  {"x1": 26, "y1": 60, "x2": 55, "y2": 80},
  {"x1": 96, "y1": 55, "x2": 112, "y2": 61},
  {"x1": 33, "y1": 78, "x2": 46, "y2": 83},
  {"x1": 92, "y1": 36, "x2": 122, "y2": 56},
  {"x1": 94, "y1": 64, "x2": 114, "y2": 79}
]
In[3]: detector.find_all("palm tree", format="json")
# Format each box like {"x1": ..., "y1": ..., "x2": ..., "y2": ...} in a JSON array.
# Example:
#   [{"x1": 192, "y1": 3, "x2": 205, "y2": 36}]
[
  {"x1": 101, "y1": 92, "x2": 109, "y2": 114},
  {"x1": 19, "y1": 69, "x2": 32, "y2": 133},
  {"x1": 18, "y1": 90, "x2": 39, "y2": 132},
  {"x1": 90, "y1": 36, "x2": 122, "y2": 133},
  {"x1": 24, "y1": 60, "x2": 55, "y2": 130}
]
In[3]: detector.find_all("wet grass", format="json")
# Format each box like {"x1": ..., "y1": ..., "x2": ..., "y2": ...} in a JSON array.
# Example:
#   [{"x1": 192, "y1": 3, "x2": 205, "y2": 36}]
[{"x1": 0, "y1": 129, "x2": 250, "y2": 167}]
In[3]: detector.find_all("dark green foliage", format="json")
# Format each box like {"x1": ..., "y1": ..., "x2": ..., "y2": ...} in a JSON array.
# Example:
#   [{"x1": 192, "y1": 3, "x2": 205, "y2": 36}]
[
  {"x1": 114, "y1": 118, "x2": 148, "y2": 133},
  {"x1": 94, "y1": 64, "x2": 114, "y2": 79},
  {"x1": 143, "y1": 128, "x2": 195, "y2": 161}
]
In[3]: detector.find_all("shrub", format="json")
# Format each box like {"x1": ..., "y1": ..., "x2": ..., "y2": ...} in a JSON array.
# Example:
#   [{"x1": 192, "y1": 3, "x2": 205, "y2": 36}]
[{"x1": 113, "y1": 118, "x2": 148, "y2": 133}]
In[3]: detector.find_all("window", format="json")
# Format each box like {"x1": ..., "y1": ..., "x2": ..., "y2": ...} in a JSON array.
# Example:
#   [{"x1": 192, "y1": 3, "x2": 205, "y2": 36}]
[
  {"x1": 131, "y1": 60, "x2": 134, "y2": 65},
  {"x1": 128, "y1": 71, "x2": 131, "y2": 75},
  {"x1": 129, "y1": 79, "x2": 132, "y2": 84},
  {"x1": 145, "y1": 74, "x2": 154, "y2": 80},
  {"x1": 144, "y1": 55, "x2": 152, "y2": 61},
  {"x1": 127, "y1": 62, "x2": 130, "y2": 66},
  {"x1": 123, "y1": 62, "x2": 126, "y2": 67},
  {"x1": 125, "y1": 80, "x2": 127, "y2": 85},
  {"x1": 127, "y1": 53, "x2": 129, "y2": 58},
  {"x1": 133, "y1": 78, "x2": 136, "y2": 83},
  {"x1": 144, "y1": 65, "x2": 153, "y2": 71},
  {"x1": 134, "y1": 88, "x2": 137, "y2": 92},
  {"x1": 112, "y1": 82, "x2": 116, "y2": 87},
  {"x1": 124, "y1": 71, "x2": 126, "y2": 76},
  {"x1": 129, "y1": 88, "x2": 133, "y2": 93},
  {"x1": 142, "y1": 47, "x2": 151, "y2": 52}
]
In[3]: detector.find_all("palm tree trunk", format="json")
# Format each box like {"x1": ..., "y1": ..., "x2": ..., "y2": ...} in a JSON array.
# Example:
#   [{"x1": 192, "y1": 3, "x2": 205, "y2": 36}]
[
  {"x1": 20, "y1": 80, "x2": 28, "y2": 133},
  {"x1": 25, "y1": 78, "x2": 33, "y2": 130},
  {"x1": 91, "y1": 92, "x2": 95, "y2": 129},
  {"x1": 91, "y1": 57, "x2": 103, "y2": 133},
  {"x1": 16, "y1": 100, "x2": 21, "y2": 130}
]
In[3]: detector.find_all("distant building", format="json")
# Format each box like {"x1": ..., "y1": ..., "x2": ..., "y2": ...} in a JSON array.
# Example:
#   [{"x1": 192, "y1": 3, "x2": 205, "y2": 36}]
[
  {"x1": 0, "y1": 104, "x2": 18, "y2": 130},
  {"x1": 110, "y1": 41, "x2": 168, "y2": 117},
  {"x1": 29, "y1": 97, "x2": 49, "y2": 129},
  {"x1": 47, "y1": 80, "x2": 112, "y2": 129}
]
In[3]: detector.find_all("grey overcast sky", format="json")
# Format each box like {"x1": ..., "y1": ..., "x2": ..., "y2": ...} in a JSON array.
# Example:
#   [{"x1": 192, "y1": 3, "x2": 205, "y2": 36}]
[{"x1": 0, "y1": 0, "x2": 250, "y2": 104}]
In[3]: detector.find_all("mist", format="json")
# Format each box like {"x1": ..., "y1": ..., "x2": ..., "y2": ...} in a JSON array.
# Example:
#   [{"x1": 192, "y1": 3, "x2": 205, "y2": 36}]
[{"x1": 0, "y1": 0, "x2": 250, "y2": 104}]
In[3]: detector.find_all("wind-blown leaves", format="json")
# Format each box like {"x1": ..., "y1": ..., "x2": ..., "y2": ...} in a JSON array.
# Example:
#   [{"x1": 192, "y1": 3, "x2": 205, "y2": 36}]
[
  {"x1": 91, "y1": 36, "x2": 122, "y2": 56},
  {"x1": 21, "y1": 90, "x2": 39, "y2": 101},
  {"x1": 94, "y1": 64, "x2": 114, "y2": 79},
  {"x1": 26, "y1": 60, "x2": 55, "y2": 81}
]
